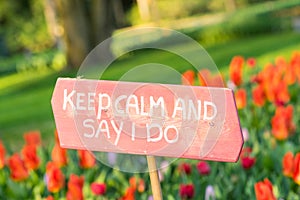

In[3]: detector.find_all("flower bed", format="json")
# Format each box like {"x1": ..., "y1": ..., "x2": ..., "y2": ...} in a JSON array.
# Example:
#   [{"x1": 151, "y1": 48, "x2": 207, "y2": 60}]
[{"x1": 1, "y1": 52, "x2": 300, "y2": 199}]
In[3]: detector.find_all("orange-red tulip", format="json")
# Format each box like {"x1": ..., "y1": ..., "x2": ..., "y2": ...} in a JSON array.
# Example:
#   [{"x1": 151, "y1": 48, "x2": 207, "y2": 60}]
[
  {"x1": 121, "y1": 187, "x2": 135, "y2": 200},
  {"x1": 0, "y1": 141, "x2": 5, "y2": 169},
  {"x1": 46, "y1": 162, "x2": 65, "y2": 193},
  {"x1": 8, "y1": 153, "x2": 29, "y2": 181},
  {"x1": 293, "y1": 153, "x2": 300, "y2": 185},
  {"x1": 78, "y1": 150, "x2": 96, "y2": 169},
  {"x1": 235, "y1": 89, "x2": 247, "y2": 109},
  {"x1": 22, "y1": 145, "x2": 40, "y2": 170},
  {"x1": 24, "y1": 131, "x2": 41, "y2": 147},
  {"x1": 273, "y1": 81, "x2": 290, "y2": 106},
  {"x1": 51, "y1": 143, "x2": 67, "y2": 167},
  {"x1": 282, "y1": 152, "x2": 294, "y2": 178},
  {"x1": 66, "y1": 174, "x2": 84, "y2": 200},
  {"x1": 182, "y1": 70, "x2": 195, "y2": 85},
  {"x1": 259, "y1": 62, "x2": 291, "y2": 106},
  {"x1": 129, "y1": 176, "x2": 145, "y2": 193},
  {"x1": 198, "y1": 69, "x2": 225, "y2": 87},
  {"x1": 247, "y1": 57, "x2": 256, "y2": 68},
  {"x1": 229, "y1": 56, "x2": 244, "y2": 86},
  {"x1": 254, "y1": 178, "x2": 276, "y2": 200},
  {"x1": 45, "y1": 196, "x2": 54, "y2": 200},
  {"x1": 252, "y1": 85, "x2": 265, "y2": 107},
  {"x1": 291, "y1": 52, "x2": 300, "y2": 83},
  {"x1": 271, "y1": 105, "x2": 295, "y2": 140}
]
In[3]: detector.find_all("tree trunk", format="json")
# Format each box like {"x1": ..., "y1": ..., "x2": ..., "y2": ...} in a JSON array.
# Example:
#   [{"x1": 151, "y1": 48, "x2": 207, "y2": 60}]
[
  {"x1": 53, "y1": 0, "x2": 116, "y2": 69},
  {"x1": 112, "y1": 0, "x2": 126, "y2": 27}
]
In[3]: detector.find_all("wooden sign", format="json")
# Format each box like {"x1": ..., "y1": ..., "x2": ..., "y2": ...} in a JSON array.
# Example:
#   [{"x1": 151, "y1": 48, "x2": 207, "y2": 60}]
[{"x1": 51, "y1": 78, "x2": 243, "y2": 162}]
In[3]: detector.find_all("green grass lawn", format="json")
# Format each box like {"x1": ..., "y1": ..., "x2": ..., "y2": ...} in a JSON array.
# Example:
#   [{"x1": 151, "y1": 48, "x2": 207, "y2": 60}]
[{"x1": 0, "y1": 31, "x2": 299, "y2": 149}]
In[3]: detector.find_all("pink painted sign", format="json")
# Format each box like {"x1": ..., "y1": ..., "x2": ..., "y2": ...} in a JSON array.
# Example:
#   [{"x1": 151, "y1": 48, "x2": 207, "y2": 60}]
[{"x1": 51, "y1": 78, "x2": 243, "y2": 162}]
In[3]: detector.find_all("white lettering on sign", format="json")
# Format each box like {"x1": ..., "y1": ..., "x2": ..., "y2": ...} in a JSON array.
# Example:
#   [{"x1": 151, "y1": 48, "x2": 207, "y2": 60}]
[
  {"x1": 149, "y1": 96, "x2": 165, "y2": 117},
  {"x1": 204, "y1": 101, "x2": 217, "y2": 120},
  {"x1": 187, "y1": 100, "x2": 201, "y2": 120},
  {"x1": 82, "y1": 119, "x2": 179, "y2": 145},
  {"x1": 62, "y1": 90, "x2": 218, "y2": 145},
  {"x1": 76, "y1": 93, "x2": 85, "y2": 111},
  {"x1": 63, "y1": 89, "x2": 76, "y2": 110},
  {"x1": 63, "y1": 90, "x2": 217, "y2": 121},
  {"x1": 88, "y1": 93, "x2": 95, "y2": 111},
  {"x1": 97, "y1": 93, "x2": 111, "y2": 119}
]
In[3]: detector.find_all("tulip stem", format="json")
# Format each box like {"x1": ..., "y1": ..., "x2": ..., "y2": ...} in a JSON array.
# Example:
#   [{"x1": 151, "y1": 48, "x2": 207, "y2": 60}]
[{"x1": 147, "y1": 156, "x2": 162, "y2": 200}]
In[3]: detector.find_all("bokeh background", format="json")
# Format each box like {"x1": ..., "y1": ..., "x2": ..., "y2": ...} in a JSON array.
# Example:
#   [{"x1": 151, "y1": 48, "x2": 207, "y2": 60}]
[{"x1": 0, "y1": 0, "x2": 300, "y2": 199}]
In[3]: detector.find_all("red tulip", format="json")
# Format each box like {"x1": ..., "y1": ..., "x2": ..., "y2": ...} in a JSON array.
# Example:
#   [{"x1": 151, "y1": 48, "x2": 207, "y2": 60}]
[
  {"x1": 273, "y1": 81, "x2": 290, "y2": 106},
  {"x1": 291, "y1": 51, "x2": 300, "y2": 83},
  {"x1": 8, "y1": 153, "x2": 29, "y2": 181},
  {"x1": 282, "y1": 152, "x2": 294, "y2": 178},
  {"x1": 179, "y1": 184, "x2": 194, "y2": 199},
  {"x1": 45, "y1": 196, "x2": 54, "y2": 200},
  {"x1": 240, "y1": 147, "x2": 255, "y2": 169},
  {"x1": 229, "y1": 56, "x2": 244, "y2": 86},
  {"x1": 91, "y1": 182, "x2": 106, "y2": 195},
  {"x1": 54, "y1": 129, "x2": 59, "y2": 143},
  {"x1": 235, "y1": 89, "x2": 247, "y2": 109},
  {"x1": 293, "y1": 153, "x2": 300, "y2": 185},
  {"x1": 0, "y1": 141, "x2": 6, "y2": 169},
  {"x1": 137, "y1": 179, "x2": 145, "y2": 193},
  {"x1": 271, "y1": 105, "x2": 295, "y2": 140},
  {"x1": 241, "y1": 157, "x2": 256, "y2": 169},
  {"x1": 129, "y1": 177, "x2": 137, "y2": 190},
  {"x1": 252, "y1": 85, "x2": 265, "y2": 107},
  {"x1": 22, "y1": 145, "x2": 40, "y2": 170},
  {"x1": 182, "y1": 70, "x2": 195, "y2": 85},
  {"x1": 275, "y1": 57, "x2": 296, "y2": 85},
  {"x1": 66, "y1": 174, "x2": 84, "y2": 200},
  {"x1": 52, "y1": 143, "x2": 68, "y2": 167},
  {"x1": 260, "y1": 63, "x2": 290, "y2": 106},
  {"x1": 254, "y1": 178, "x2": 276, "y2": 200},
  {"x1": 46, "y1": 162, "x2": 65, "y2": 193},
  {"x1": 284, "y1": 65, "x2": 296, "y2": 86},
  {"x1": 121, "y1": 187, "x2": 135, "y2": 200},
  {"x1": 24, "y1": 130, "x2": 41, "y2": 147},
  {"x1": 198, "y1": 69, "x2": 225, "y2": 87},
  {"x1": 129, "y1": 176, "x2": 145, "y2": 193},
  {"x1": 78, "y1": 150, "x2": 96, "y2": 169},
  {"x1": 196, "y1": 161, "x2": 210, "y2": 175},
  {"x1": 178, "y1": 162, "x2": 192, "y2": 175},
  {"x1": 247, "y1": 57, "x2": 256, "y2": 68}
]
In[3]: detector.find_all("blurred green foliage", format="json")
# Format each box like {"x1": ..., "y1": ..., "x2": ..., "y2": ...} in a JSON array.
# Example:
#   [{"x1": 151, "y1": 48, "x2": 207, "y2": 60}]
[
  {"x1": 127, "y1": 0, "x2": 300, "y2": 47},
  {"x1": 127, "y1": 0, "x2": 222, "y2": 25},
  {"x1": 126, "y1": 0, "x2": 289, "y2": 25},
  {"x1": 0, "y1": 0, "x2": 52, "y2": 54},
  {"x1": 0, "y1": 50, "x2": 65, "y2": 77},
  {"x1": 181, "y1": 0, "x2": 300, "y2": 46}
]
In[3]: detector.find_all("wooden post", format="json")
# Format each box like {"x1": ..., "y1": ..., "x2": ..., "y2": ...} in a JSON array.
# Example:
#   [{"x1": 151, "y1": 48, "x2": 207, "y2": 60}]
[{"x1": 147, "y1": 156, "x2": 162, "y2": 200}]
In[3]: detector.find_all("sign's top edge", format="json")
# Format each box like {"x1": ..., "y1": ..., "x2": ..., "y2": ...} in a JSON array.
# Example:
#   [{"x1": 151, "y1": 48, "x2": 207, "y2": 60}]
[{"x1": 56, "y1": 77, "x2": 233, "y2": 92}]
